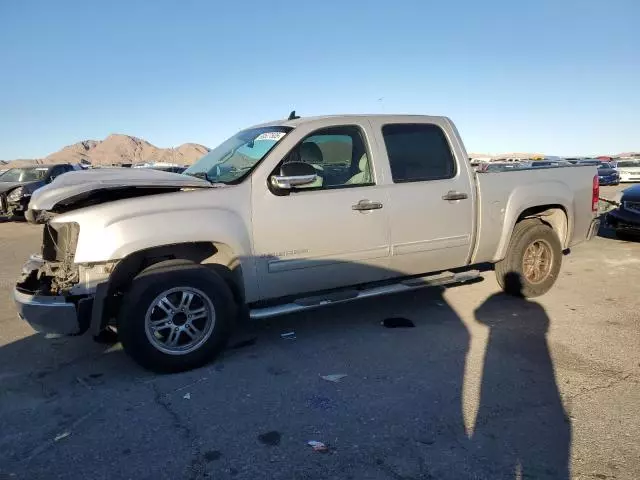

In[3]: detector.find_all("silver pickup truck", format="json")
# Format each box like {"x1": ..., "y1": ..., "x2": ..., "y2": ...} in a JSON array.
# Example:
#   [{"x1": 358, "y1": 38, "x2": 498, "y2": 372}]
[{"x1": 14, "y1": 114, "x2": 600, "y2": 372}]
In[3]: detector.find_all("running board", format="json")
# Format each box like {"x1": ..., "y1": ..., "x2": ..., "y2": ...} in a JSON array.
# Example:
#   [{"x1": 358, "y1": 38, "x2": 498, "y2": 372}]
[{"x1": 249, "y1": 270, "x2": 481, "y2": 320}]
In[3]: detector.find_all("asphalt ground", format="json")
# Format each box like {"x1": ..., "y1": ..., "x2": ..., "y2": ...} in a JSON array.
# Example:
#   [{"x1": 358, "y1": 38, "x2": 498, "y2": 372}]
[{"x1": 0, "y1": 184, "x2": 638, "y2": 480}]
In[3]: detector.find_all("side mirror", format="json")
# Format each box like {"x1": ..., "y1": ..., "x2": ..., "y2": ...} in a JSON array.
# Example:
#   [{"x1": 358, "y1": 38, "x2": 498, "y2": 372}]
[{"x1": 270, "y1": 162, "x2": 317, "y2": 189}]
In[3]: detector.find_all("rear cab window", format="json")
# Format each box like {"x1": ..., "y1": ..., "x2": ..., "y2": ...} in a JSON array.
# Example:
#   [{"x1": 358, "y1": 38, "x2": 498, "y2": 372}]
[{"x1": 381, "y1": 123, "x2": 456, "y2": 183}]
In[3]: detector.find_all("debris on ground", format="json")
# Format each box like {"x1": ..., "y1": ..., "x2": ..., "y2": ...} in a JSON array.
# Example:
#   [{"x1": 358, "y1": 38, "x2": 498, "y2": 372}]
[
  {"x1": 258, "y1": 431, "x2": 281, "y2": 446},
  {"x1": 230, "y1": 337, "x2": 257, "y2": 350},
  {"x1": 54, "y1": 432, "x2": 70, "y2": 442},
  {"x1": 381, "y1": 317, "x2": 415, "y2": 328},
  {"x1": 320, "y1": 374, "x2": 347, "y2": 383},
  {"x1": 307, "y1": 440, "x2": 329, "y2": 452},
  {"x1": 183, "y1": 393, "x2": 191, "y2": 400},
  {"x1": 44, "y1": 333, "x2": 63, "y2": 340},
  {"x1": 280, "y1": 331, "x2": 296, "y2": 340}
]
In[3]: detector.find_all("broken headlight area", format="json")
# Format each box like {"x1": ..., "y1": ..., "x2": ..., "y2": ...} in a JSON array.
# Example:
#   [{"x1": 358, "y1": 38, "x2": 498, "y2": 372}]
[
  {"x1": 16, "y1": 255, "x2": 80, "y2": 296},
  {"x1": 42, "y1": 222, "x2": 80, "y2": 263},
  {"x1": 15, "y1": 222, "x2": 82, "y2": 296}
]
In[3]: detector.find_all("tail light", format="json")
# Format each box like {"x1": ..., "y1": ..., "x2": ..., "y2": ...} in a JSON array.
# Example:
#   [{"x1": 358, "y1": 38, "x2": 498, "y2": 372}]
[{"x1": 592, "y1": 174, "x2": 599, "y2": 213}]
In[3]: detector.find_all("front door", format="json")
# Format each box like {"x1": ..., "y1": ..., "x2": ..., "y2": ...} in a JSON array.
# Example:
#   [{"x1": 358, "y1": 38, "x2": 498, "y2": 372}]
[{"x1": 251, "y1": 124, "x2": 391, "y2": 300}]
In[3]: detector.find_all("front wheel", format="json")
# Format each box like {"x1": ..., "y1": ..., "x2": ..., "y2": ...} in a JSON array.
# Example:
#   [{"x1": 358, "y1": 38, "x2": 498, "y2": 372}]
[
  {"x1": 118, "y1": 262, "x2": 235, "y2": 373},
  {"x1": 495, "y1": 219, "x2": 562, "y2": 298}
]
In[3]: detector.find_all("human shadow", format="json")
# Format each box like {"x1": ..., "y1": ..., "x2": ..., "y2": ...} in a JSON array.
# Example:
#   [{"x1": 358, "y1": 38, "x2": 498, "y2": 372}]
[
  {"x1": 0, "y1": 261, "x2": 476, "y2": 479},
  {"x1": 471, "y1": 273, "x2": 571, "y2": 479}
]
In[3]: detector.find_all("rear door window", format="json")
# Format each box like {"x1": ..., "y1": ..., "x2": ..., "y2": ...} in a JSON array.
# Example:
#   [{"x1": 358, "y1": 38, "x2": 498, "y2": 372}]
[{"x1": 382, "y1": 124, "x2": 456, "y2": 183}]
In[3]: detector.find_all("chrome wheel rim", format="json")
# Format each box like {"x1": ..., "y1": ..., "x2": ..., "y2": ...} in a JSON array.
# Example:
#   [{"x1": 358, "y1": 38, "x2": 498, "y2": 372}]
[
  {"x1": 522, "y1": 239, "x2": 553, "y2": 284},
  {"x1": 144, "y1": 287, "x2": 215, "y2": 355}
]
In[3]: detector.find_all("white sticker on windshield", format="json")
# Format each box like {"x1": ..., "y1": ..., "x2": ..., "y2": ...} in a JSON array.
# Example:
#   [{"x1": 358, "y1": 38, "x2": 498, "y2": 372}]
[
  {"x1": 35, "y1": 168, "x2": 49, "y2": 171},
  {"x1": 254, "y1": 132, "x2": 286, "y2": 142}
]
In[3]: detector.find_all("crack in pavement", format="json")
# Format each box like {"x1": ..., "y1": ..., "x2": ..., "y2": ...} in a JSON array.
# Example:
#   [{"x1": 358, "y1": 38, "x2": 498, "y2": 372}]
[{"x1": 150, "y1": 383, "x2": 210, "y2": 480}]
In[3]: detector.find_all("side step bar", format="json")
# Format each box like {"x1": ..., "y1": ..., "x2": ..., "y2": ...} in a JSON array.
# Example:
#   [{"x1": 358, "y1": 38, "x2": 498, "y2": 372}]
[{"x1": 249, "y1": 270, "x2": 481, "y2": 320}]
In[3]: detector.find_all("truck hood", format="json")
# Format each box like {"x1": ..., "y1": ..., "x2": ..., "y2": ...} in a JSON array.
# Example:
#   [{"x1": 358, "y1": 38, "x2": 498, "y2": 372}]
[{"x1": 27, "y1": 168, "x2": 212, "y2": 220}]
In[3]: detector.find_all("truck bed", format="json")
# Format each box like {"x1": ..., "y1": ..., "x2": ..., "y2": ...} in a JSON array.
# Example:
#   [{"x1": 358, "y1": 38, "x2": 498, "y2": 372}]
[{"x1": 472, "y1": 165, "x2": 598, "y2": 264}]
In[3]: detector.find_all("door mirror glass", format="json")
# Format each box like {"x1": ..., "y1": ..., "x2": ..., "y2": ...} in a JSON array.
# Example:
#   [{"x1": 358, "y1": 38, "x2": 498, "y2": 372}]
[{"x1": 271, "y1": 161, "x2": 317, "y2": 189}]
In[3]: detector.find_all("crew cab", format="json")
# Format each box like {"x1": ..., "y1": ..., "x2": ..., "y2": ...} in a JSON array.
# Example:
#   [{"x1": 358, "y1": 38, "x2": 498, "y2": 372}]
[{"x1": 14, "y1": 115, "x2": 600, "y2": 372}]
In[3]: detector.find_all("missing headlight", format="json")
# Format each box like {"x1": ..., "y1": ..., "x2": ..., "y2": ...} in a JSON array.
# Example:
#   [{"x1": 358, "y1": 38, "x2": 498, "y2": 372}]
[{"x1": 42, "y1": 222, "x2": 80, "y2": 262}]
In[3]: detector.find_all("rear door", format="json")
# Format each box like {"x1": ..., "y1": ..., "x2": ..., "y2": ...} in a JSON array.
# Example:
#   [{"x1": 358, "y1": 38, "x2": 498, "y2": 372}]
[
  {"x1": 368, "y1": 119, "x2": 475, "y2": 276},
  {"x1": 251, "y1": 122, "x2": 392, "y2": 300}
]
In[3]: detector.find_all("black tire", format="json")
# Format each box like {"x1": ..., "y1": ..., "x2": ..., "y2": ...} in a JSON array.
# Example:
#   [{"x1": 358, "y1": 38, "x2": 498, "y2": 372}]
[
  {"x1": 495, "y1": 219, "x2": 562, "y2": 298},
  {"x1": 118, "y1": 262, "x2": 235, "y2": 373}
]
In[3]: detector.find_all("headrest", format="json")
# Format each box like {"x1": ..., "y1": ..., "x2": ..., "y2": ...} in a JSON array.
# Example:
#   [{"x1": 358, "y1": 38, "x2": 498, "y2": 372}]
[
  {"x1": 300, "y1": 142, "x2": 323, "y2": 164},
  {"x1": 359, "y1": 153, "x2": 369, "y2": 172}
]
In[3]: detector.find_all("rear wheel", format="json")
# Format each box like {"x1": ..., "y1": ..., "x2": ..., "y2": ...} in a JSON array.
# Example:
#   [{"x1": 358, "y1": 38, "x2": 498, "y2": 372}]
[
  {"x1": 118, "y1": 262, "x2": 235, "y2": 373},
  {"x1": 495, "y1": 219, "x2": 562, "y2": 298}
]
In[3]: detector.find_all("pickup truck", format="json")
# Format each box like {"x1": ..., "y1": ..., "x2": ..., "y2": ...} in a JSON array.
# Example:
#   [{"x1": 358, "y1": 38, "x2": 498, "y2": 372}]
[{"x1": 14, "y1": 114, "x2": 600, "y2": 372}]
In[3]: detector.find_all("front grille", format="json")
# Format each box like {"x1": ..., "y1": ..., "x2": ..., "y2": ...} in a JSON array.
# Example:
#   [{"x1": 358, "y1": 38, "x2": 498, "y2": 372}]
[
  {"x1": 624, "y1": 201, "x2": 640, "y2": 215},
  {"x1": 42, "y1": 223, "x2": 80, "y2": 262},
  {"x1": 0, "y1": 193, "x2": 6, "y2": 214}
]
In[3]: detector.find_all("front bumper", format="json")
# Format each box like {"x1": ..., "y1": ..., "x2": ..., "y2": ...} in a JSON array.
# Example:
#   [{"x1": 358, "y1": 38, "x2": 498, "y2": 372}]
[
  {"x1": 598, "y1": 176, "x2": 620, "y2": 186},
  {"x1": 14, "y1": 288, "x2": 81, "y2": 335},
  {"x1": 607, "y1": 208, "x2": 640, "y2": 233},
  {"x1": 1, "y1": 195, "x2": 29, "y2": 217}
]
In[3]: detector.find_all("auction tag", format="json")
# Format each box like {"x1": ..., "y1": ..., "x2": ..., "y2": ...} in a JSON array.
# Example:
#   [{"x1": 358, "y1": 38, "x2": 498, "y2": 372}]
[{"x1": 254, "y1": 131, "x2": 286, "y2": 142}]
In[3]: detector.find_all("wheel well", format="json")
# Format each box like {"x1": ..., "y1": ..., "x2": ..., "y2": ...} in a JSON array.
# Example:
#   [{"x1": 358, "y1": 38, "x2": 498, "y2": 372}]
[
  {"x1": 517, "y1": 205, "x2": 568, "y2": 246},
  {"x1": 97, "y1": 242, "x2": 244, "y2": 331}
]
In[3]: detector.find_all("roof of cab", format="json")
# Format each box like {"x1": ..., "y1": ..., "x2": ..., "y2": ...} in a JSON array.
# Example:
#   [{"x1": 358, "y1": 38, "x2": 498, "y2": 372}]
[{"x1": 251, "y1": 114, "x2": 451, "y2": 129}]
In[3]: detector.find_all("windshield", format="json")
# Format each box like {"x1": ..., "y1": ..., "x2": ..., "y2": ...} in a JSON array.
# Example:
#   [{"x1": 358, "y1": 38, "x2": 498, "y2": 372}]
[
  {"x1": 0, "y1": 167, "x2": 49, "y2": 182},
  {"x1": 185, "y1": 126, "x2": 293, "y2": 183},
  {"x1": 618, "y1": 160, "x2": 639, "y2": 167},
  {"x1": 598, "y1": 163, "x2": 613, "y2": 169}
]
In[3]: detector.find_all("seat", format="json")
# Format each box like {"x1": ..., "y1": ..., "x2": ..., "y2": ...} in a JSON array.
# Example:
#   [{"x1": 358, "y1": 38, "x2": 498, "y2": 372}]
[
  {"x1": 345, "y1": 154, "x2": 372, "y2": 185},
  {"x1": 297, "y1": 142, "x2": 324, "y2": 188}
]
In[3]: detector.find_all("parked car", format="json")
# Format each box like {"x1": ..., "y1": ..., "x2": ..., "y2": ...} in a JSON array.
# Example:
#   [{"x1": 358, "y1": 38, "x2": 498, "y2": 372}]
[
  {"x1": 596, "y1": 162, "x2": 620, "y2": 186},
  {"x1": 606, "y1": 184, "x2": 640, "y2": 239},
  {"x1": 616, "y1": 160, "x2": 640, "y2": 183},
  {"x1": 15, "y1": 114, "x2": 600, "y2": 372},
  {"x1": 0, "y1": 164, "x2": 76, "y2": 218}
]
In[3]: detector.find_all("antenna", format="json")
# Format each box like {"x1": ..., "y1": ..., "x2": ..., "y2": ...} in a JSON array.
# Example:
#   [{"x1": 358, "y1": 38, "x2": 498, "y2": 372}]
[{"x1": 288, "y1": 110, "x2": 300, "y2": 120}]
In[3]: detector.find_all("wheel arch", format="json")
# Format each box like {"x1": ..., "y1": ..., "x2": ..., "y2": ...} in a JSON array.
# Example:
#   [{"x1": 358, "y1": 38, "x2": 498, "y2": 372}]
[
  {"x1": 90, "y1": 241, "x2": 247, "y2": 335},
  {"x1": 495, "y1": 203, "x2": 570, "y2": 262}
]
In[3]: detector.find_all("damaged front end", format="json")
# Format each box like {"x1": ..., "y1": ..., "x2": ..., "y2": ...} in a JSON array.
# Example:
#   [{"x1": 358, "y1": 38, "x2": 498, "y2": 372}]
[{"x1": 14, "y1": 222, "x2": 115, "y2": 335}]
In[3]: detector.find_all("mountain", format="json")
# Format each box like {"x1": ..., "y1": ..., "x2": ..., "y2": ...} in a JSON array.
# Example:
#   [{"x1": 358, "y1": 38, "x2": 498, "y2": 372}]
[{"x1": 3, "y1": 135, "x2": 210, "y2": 168}]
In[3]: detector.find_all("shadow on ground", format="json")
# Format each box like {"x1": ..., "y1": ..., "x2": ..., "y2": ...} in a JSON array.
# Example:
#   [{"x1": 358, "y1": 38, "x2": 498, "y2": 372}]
[{"x1": 0, "y1": 276, "x2": 570, "y2": 479}]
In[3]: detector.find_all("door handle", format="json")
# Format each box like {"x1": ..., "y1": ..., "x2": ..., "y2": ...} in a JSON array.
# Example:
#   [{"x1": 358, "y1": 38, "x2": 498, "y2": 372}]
[
  {"x1": 352, "y1": 199, "x2": 383, "y2": 211},
  {"x1": 442, "y1": 191, "x2": 468, "y2": 201}
]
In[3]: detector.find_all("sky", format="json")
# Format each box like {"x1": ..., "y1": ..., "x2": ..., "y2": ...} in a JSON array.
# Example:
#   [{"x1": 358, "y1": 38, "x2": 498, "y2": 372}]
[{"x1": 0, "y1": 0, "x2": 638, "y2": 159}]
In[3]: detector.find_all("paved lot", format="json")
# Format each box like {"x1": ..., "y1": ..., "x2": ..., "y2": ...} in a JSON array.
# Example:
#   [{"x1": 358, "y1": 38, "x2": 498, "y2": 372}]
[{"x1": 0, "y1": 185, "x2": 638, "y2": 480}]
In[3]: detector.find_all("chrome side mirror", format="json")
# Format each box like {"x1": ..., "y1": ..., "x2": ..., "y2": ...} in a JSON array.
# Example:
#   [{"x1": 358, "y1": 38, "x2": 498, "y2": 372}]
[
  {"x1": 270, "y1": 174, "x2": 317, "y2": 189},
  {"x1": 270, "y1": 161, "x2": 318, "y2": 189}
]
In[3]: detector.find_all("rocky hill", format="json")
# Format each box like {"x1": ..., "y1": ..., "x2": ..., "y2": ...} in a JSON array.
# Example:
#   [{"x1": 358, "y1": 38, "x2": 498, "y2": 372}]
[{"x1": 3, "y1": 135, "x2": 210, "y2": 168}]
